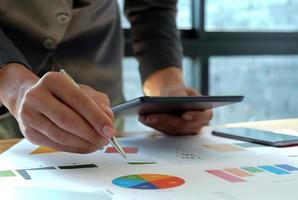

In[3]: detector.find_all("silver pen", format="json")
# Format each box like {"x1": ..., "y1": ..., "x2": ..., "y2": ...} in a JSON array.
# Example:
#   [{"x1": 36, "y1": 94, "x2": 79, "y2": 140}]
[{"x1": 59, "y1": 69, "x2": 127, "y2": 159}]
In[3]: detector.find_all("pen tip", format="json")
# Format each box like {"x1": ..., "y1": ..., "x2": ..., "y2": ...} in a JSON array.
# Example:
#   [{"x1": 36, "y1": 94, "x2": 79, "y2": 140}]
[{"x1": 121, "y1": 153, "x2": 128, "y2": 159}]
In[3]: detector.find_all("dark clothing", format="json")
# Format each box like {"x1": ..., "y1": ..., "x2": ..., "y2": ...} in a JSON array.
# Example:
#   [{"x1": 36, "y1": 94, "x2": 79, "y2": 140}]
[{"x1": 0, "y1": 0, "x2": 182, "y2": 137}]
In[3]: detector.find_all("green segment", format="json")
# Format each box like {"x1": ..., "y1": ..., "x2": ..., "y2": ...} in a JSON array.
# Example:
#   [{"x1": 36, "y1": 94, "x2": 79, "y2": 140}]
[
  {"x1": 0, "y1": 170, "x2": 16, "y2": 177},
  {"x1": 127, "y1": 162, "x2": 157, "y2": 165},
  {"x1": 58, "y1": 164, "x2": 97, "y2": 169},
  {"x1": 121, "y1": 175, "x2": 145, "y2": 181},
  {"x1": 241, "y1": 167, "x2": 263, "y2": 173}
]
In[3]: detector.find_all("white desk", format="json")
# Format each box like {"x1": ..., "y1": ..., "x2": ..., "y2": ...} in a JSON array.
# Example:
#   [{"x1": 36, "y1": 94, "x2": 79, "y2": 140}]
[{"x1": 1, "y1": 118, "x2": 298, "y2": 200}]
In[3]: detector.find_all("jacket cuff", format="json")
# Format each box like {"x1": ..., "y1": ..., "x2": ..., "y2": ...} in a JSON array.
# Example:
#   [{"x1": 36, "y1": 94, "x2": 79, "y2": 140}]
[
  {"x1": 0, "y1": 29, "x2": 31, "y2": 70},
  {"x1": 138, "y1": 42, "x2": 183, "y2": 84}
]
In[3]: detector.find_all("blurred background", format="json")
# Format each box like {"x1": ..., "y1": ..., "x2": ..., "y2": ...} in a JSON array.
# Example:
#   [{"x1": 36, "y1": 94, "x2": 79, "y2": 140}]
[{"x1": 117, "y1": 0, "x2": 298, "y2": 131}]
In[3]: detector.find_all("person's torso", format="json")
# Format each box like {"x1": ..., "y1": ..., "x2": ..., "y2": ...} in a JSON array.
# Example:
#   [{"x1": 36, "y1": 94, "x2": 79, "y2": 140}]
[{"x1": 0, "y1": 0, "x2": 124, "y2": 103}]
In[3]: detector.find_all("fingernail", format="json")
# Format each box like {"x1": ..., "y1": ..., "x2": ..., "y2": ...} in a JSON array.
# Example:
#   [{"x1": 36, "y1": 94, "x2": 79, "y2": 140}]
[
  {"x1": 183, "y1": 114, "x2": 193, "y2": 121},
  {"x1": 102, "y1": 125, "x2": 115, "y2": 138}
]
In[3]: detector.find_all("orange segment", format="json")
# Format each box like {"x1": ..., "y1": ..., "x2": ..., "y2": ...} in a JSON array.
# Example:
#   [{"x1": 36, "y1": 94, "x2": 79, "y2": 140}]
[
  {"x1": 150, "y1": 177, "x2": 185, "y2": 189},
  {"x1": 139, "y1": 174, "x2": 172, "y2": 182},
  {"x1": 31, "y1": 146, "x2": 58, "y2": 154}
]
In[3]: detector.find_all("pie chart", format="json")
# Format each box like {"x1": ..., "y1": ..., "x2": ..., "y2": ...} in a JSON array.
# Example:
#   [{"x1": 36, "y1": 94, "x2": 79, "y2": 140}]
[{"x1": 112, "y1": 174, "x2": 185, "y2": 189}]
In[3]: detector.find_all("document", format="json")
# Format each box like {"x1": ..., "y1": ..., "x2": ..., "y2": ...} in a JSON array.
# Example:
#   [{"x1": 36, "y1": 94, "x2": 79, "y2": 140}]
[{"x1": 1, "y1": 130, "x2": 298, "y2": 200}]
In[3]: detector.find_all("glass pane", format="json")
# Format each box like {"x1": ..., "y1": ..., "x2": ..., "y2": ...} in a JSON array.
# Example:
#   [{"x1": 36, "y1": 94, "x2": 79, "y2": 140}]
[
  {"x1": 177, "y1": 0, "x2": 192, "y2": 29},
  {"x1": 122, "y1": 57, "x2": 196, "y2": 131},
  {"x1": 117, "y1": 0, "x2": 130, "y2": 29},
  {"x1": 210, "y1": 56, "x2": 298, "y2": 125},
  {"x1": 117, "y1": 0, "x2": 192, "y2": 29},
  {"x1": 206, "y1": 0, "x2": 298, "y2": 32},
  {"x1": 122, "y1": 58, "x2": 149, "y2": 132},
  {"x1": 123, "y1": 57, "x2": 196, "y2": 100}
]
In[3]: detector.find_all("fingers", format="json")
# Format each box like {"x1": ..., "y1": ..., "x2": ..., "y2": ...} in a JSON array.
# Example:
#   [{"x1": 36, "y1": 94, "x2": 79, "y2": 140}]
[
  {"x1": 38, "y1": 72, "x2": 115, "y2": 138},
  {"x1": 140, "y1": 84, "x2": 213, "y2": 136},
  {"x1": 79, "y1": 84, "x2": 114, "y2": 119},
  {"x1": 23, "y1": 89, "x2": 102, "y2": 145},
  {"x1": 24, "y1": 110, "x2": 109, "y2": 149},
  {"x1": 79, "y1": 84, "x2": 110, "y2": 106},
  {"x1": 24, "y1": 127, "x2": 104, "y2": 154},
  {"x1": 185, "y1": 87, "x2": 200, "y2": 96},
  {"x1": 182, "y1": 109, "x2": 213, "y2": 123},
  {"x1": 20, "y1": 98, "x2": 109, "y2": 149},
  {"x1": 17, "y1": 72, "x2": 115, "y2": 153},
  {"x1": 139, "y1": 112, "x2": 210, "y2": 136}
]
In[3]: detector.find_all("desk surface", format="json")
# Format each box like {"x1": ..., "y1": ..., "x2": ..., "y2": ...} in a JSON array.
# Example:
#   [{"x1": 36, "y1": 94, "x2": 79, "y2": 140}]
[
  {"x1": 1, "y1": 118, "x2": 298, "y2": 200},
  {"x1": 1, "y1": 118, "x2": 298, "y2": 154}
]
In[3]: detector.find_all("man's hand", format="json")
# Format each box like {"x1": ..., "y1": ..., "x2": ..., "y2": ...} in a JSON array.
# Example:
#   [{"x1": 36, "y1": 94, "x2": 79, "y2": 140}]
[
  {"x1": 0, "y1": 63, "x2": 115, "y2": 153},
  {"x1": 139, "y1": 67, "x2": 213, "y2": 135}
]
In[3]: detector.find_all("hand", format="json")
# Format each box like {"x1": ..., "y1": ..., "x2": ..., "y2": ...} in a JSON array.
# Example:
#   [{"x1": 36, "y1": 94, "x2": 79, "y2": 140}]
[
  {"x1": 139, "y1": 67, "x2": 213, "y2": 135},
  {"x1": 0, "y1": 63, "x2": 115, "y2": 153}
]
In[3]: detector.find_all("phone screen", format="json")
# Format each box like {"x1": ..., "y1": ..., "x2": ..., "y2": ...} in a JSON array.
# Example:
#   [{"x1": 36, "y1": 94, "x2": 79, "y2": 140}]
[{"x1": 212, "y1": 128, "x2": 298, "y2": 147}]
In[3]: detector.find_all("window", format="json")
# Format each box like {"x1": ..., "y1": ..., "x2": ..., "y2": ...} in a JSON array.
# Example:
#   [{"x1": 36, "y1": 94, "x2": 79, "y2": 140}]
[
  {"x1": 120, "y1": 0, "x2": 298, "y2": 130},
  {"x1": 206, "y1": 0, "x2": 298, "y2": 32},
  {"x1": 210, "y1": 56, "x2": 298, "y2": 124},
  {"x1": 176, "y1": 0, "x2": 192, "y2": 29}
]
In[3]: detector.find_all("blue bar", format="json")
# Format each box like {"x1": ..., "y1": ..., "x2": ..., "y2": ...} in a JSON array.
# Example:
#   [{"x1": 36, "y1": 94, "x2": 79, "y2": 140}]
[
  {"x1": 275, "y1": 164, "x2": 298, "y2": 172},
  {"x1": 16, "y1": 170, "x2": 31, "y2": 180},
  {"x1": 258, "y1": 165, "x2": 290, "y2": 175}
]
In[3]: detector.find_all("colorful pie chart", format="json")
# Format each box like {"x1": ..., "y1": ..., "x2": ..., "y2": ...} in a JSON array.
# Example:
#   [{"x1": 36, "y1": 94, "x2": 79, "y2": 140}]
[{"x1": 112, "y1": 174, "x2": 185, "y2": 189}]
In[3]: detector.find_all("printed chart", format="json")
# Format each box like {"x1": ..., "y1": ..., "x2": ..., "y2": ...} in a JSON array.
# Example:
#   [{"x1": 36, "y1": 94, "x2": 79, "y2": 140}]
[
  {"x1": 31, "y1": 146, "x2": 58, "y2": 154},
  {"x1": 112, "y1": 174, "x2": 185, "y2": 189},
  {"x1": 31, "y1": 146, "x2": 139, "y2": 155},
  {"x1": 206, "y1": 164, "x2": 298, "y2": 183},
  {"x1": 2, "y1": 129, "x2": 298, "y2": 200},
  {"x1": 203, "y1": 142, "x2": 266, "y2": 153},
  {"x1": 105, "y1": 147, "x2": 138, "y2": 154},
  {"x1": 0, "y1": 164, "x2": 98, "y2": 180},
  {"x1": 203, "y1": 144, "x2": 245, "y2": 152}
]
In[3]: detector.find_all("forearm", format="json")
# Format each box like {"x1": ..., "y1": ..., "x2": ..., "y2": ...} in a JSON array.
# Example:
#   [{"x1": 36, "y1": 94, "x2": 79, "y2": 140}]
[
  {"x1": 143, "y1": 66, "x2": 185, "y2": 96},
  {"x1": 0, "y1": 63, "x2": 38, "y2": 115}
]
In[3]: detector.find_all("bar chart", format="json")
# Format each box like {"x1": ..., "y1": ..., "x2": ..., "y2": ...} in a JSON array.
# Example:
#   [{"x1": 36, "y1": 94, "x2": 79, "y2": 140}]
[{"x1": 206, "y1": 164, "x2": 298, "y2": 183}]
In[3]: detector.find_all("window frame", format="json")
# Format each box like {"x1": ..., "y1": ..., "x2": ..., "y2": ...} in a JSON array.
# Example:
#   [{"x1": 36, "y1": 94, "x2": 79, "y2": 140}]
[{"x1": 123, "y1": 0, "x2": 298, "y2": 94}]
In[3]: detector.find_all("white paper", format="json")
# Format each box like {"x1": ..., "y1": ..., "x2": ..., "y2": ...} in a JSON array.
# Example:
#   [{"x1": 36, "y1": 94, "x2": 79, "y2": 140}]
[
  {"x1": 0, "y1": 180, "x2": 111, "y2": 200},
  {"x1": 1, "y1": 130, "x2": 298, "y2": 200},
  {"x1": 274, "y1": 129, "x2": 298, "y2": 136}
]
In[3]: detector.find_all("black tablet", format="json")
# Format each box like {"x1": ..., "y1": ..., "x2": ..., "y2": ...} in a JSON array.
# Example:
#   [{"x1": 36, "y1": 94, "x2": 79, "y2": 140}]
[{"x1": 111, "y1": 96, "x2": 244, "y2": 117}]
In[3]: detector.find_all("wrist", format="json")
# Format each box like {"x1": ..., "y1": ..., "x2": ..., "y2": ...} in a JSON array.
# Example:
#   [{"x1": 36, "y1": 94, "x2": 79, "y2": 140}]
[
  {"x1": 143, "y1": 67, "x2": 185, "y2": 96},
  {"x1": 0, "y1": 63, "x2": 38, "y2": 115}
]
